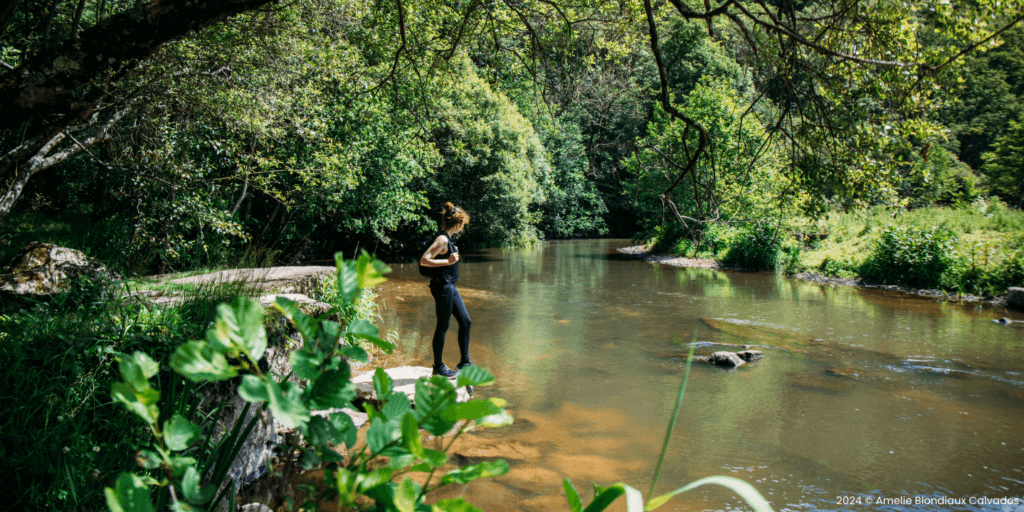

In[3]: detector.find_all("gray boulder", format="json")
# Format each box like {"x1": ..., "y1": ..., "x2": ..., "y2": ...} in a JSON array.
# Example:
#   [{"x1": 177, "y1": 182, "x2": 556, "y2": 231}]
[
  {"x1": 1008, "y1": 288, "x2": 1024, "y2": 312},
  {"x1": 0, "y1": 242, "x2": 118, "y2": 296}
]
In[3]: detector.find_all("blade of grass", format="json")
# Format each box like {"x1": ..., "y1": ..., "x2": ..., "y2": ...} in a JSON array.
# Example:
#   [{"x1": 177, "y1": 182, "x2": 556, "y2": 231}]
[{"x1": 647, "y1": 339, "x2": 696, "y2": 502}]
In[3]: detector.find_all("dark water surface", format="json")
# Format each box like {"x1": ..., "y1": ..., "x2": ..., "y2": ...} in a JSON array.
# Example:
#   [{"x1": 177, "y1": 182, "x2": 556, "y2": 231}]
[{"x1": 375, "y1": 239, "x2": 1024, "y2": 511}]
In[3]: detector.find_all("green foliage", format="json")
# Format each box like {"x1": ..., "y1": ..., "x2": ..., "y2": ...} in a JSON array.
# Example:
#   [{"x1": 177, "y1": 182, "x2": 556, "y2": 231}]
[
  {"x1": 104, "y1": 252, "x2": 512, "y2": 511},
  {"x1": 982, "y1": 113, "x2": 1024, "y2": 208},
  {"x1": 0, "y1": 278, "x2": 210, "y2": 509},
  {"x1": 860, "y1": 225, "x2": 963, "y2": 289},
  {"x1": 534, "y1": 116, "x2": 609, "y2": 239},
  {"x1": 426, "y1": 60, "x2": 552, "y2": 247},
  {"x1": 628, "y1": 76, "x2": 791, "y2": 236},
  {"x1": 722, "y1": 223, "x2": 784, "y2": 271}
]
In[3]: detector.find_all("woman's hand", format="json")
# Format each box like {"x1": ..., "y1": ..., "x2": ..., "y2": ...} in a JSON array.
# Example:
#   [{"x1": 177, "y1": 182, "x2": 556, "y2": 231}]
[{"x1": 447, "y1": 252, "x2": 460, "y2": 265}]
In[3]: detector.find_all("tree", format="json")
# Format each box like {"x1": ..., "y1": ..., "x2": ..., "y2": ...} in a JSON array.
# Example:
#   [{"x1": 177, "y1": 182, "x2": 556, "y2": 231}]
[
  {"x1": 0, "y1": 0, "x2": 277, "y2": 222},
  {"x1": 982, "y1": 114, "x2": 1024, "y2": 208}
]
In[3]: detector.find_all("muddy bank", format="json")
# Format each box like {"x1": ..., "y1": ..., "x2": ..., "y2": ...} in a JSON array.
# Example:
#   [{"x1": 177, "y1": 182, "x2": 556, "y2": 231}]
[{"x1": 618, "y1": 245, "x2": 1011, "y2": 309}]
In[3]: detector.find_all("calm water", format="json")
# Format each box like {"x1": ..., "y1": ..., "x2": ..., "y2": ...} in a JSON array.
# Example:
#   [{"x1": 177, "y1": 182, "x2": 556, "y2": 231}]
[{"x1": 376, "y1": 239, "x2": 1024, "y2": 511}]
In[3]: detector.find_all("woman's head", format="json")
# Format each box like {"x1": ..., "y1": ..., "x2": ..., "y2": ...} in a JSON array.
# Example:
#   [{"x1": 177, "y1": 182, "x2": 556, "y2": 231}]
[{"x1": 440, "y1": 202, "x2": 470, "y2": 233}]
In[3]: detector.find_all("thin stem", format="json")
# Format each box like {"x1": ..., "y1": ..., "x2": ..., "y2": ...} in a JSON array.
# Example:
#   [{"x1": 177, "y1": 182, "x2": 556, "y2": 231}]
[{"x1": 647, "y1": 340, "x2": 697, "y2": 503}]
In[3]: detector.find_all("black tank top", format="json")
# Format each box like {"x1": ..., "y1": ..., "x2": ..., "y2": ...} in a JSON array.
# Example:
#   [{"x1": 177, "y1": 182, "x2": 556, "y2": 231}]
[{"x1": 431, "y1": 232, "x2": 459, "y2": 286}]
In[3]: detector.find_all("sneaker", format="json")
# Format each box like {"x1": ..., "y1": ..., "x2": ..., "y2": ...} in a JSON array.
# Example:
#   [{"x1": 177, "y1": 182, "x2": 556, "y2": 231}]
[
  {"x1": 432, "y1": 363, "x2": 459, "y2": 378},
  {"x1": 456, "y1": 360, "x2": 474, "y2": 370}
]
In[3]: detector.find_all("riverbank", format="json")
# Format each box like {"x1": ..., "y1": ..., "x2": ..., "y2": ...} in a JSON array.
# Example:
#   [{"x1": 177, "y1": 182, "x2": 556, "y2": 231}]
[{"x1": 618, "y1": 244, "x2": 1014, "y2": 309}]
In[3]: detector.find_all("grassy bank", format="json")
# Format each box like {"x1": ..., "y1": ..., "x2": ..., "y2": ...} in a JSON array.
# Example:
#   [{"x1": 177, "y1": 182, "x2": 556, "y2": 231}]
[{"x1": 645, "y1": 200, "x2": 1024, "y2": 296}]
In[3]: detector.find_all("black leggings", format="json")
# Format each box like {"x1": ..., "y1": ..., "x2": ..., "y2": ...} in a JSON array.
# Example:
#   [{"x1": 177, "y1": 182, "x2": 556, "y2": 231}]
[{"x1": 430, "y1": 283, "x2": 471, "y2": 367}]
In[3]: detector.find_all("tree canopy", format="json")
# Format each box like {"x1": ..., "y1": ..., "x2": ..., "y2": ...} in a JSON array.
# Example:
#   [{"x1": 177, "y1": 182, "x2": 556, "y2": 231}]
[{"x1": 1, "y1": 0, "x2": 1022, "y2": 272}]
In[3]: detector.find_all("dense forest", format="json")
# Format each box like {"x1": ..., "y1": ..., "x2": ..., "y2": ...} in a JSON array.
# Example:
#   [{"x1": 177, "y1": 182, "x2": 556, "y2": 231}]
[{"x1": 1, "y1": 0, "x2": 1022, "y2": 280}]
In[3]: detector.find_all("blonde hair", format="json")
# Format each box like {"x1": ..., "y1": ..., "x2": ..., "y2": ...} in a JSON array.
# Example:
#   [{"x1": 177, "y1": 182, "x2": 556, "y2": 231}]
[{"x1": 440, "y1": 201, "x2": 470, "y2": 231}]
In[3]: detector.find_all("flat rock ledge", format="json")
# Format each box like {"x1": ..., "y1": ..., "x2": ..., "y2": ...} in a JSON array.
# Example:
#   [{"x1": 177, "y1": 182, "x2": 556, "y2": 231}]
[{"x1": 697, "y1": 350, "x2": 764, "y2": 369}]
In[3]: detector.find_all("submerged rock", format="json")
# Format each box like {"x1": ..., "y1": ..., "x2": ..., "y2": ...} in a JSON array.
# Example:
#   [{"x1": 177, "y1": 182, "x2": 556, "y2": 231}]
[{"x1": 0, "y1": 242, "x2": 118, "y2": 296}]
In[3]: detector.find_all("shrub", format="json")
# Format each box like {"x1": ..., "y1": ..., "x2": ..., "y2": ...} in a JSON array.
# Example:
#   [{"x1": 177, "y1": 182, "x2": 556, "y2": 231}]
[
  {"x1": 722, "y1": 222, "x2": 783, "y2": 270},
  {"x1": 860, "y1": 225, "x2": 963, "y2": 289}
]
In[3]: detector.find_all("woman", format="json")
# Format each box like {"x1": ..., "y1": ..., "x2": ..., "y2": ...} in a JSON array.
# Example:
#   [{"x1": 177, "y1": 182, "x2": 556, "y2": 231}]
[{"x1": 419, "y1": 202, "x2": 473, "y2": 377}]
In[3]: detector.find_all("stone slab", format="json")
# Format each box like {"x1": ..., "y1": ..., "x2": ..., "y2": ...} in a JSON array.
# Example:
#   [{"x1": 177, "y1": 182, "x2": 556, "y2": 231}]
[{"x1": 351, "y1": 366, "x2": 473, "y2": 403}]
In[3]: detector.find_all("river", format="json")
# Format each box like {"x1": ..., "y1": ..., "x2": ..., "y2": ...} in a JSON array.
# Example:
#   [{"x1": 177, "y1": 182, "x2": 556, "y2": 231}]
[{"x1": 372, "y1": 239, "x2": 1024, "y2": 511}]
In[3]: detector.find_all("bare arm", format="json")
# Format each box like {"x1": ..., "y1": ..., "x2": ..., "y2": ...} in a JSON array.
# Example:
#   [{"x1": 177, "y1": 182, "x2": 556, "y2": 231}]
[{"x1": 420, "y1": 236, "x2": 459, "y2": 267}]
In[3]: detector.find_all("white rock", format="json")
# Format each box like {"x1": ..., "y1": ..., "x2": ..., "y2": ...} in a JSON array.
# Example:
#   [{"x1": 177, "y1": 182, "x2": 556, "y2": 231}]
[{"x1": 351, "y1": 366, "x2": 473, "y2": 404}]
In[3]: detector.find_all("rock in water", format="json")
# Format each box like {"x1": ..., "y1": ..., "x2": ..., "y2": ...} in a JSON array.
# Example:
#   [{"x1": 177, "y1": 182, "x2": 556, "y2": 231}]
[
  {"x1": 736, "y1": 350, "x2": 763, "y2": 363},
  {"x1": 708, "y1": 351, "x2": 747, "y2": 368},
  {"x1": 0, "y1": 242, "x2": 118, "y2": 296}
]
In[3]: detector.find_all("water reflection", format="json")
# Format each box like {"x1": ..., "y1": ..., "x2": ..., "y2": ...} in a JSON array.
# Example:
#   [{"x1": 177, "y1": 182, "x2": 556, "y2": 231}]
[{"x1": 377, "y1": 239, "x2": 1024, "y2": 511}]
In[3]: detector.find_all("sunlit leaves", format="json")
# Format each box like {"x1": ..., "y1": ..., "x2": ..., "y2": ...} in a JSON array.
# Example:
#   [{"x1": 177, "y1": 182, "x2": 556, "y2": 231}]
[
  {"x1": 439, "y1": 460, "x2": 510, "y2": 485},
  {"x1": 163, "y1": 415, "x2": 201, "y2": 451},
  {"x1": 169, "y1": 341, "x2": 238, "y2": 383}
]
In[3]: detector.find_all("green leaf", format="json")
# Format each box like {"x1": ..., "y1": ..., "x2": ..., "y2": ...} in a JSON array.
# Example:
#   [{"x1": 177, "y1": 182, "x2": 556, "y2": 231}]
[
  {"x1": 170, "y1": 341, "x2": 238, "y2": 383},
  {"x1": 367, "y1": 417, "x2": 401, "y2": 454},
  {"x1": 441, "y1": 398, "x2": 504, "y2": 422},
  {"x1": 456, "y1": 366, "x2": 494, "y2": 387},
  {"x1": 564, "y1": 478, "x2": 583, "y2": 512},
  {"x1": 357, "y1": 467, "x2": 394, "y2": 492},
  {"x1": 476, "y1": 410, "x2": 514, "y2": 428},
  {"x1": 105, "y1": 472, "x2": 154, "y2": 512},
  {"x1": 275, "y1": 297, "x2": 318, "y2": 347},
  {"x1": 645, "y1": 476, "x2": 774, "y2": 512},
  {"x1": 238, "y1": 375, "x2": 270, "y2": 403},
  {"x1": 374, "y1": 369, "x2": 394, "y2": 401},
  {"x1": 167, "y1": 456, "x2": 197, "y2": 478},
  {"x1": 440, "y1": 460, "x2": 509, "y2": 485},
  {"x1": 394, "y1": 478, "x2": 420, "y2": 512},
  {"x1": 164, "y1": 415, "x2": 200, "y2": 451},
  {"x1": 389, "y1": 452, "x2": 418, "y2": 470},
  {"x1": 335, "y1": 254, "x2": 360, "y2": 304},
  {"x1": 583, "y1": 483, "x2": 625, "y2": 512},
  {"x1": 112, "y1": 382, "x2": 159, "y2": 425},
  {"x1": 347, "y1": 318, "x2": 379, "y2": 338},
  {"x1": 223, "y1": 298, "x2": 267, "y2": 360},
  {"x1": 338, "y1": 343, "x2": 369, "y2": 362},
  {"x1": 421, "y1": 448, "x2": 448, "y2": 468},
  {"x1": 329, "y1": 411, "x2": 358, "y2": 448},
  {"x1": 349, "y1": 333, "x2": 395, "y2": 354},
  {"x1": 432, "y1": 498, "x2": 484, "y2": 512},
  {"x1": 136, "y1": 450, "x2": 161, "y2": 470},
  {"x1": 309, "y1": 368, "x2": 356, "y2": 409},
  {"x1": 290, "y1": 350, "x2": 323, "y2": 381},
  {"x1": 117, "y1": 354, "x2": 150, "y2": 392},
  {"x1": 356, "y1": 252, "x2": 390, "y2": 289},
  {"x1": 267, "y1": 379, "x2": 309, "y2": 430},
  {"x1": 181, "y1": 466, "x2": 215, "y2": 504},
  {"x1": 133, "y1": 352, "x2": 160, "y2": 380},
  {"x1": 414, "y1": 377, "x2": 458, "y2": 436},
  {"x1": 382, "y1": 393, "x2": 412, "y2": 423},
  {"x1": 402, "y1": 412, "x2": 424, "y2": 457}
]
